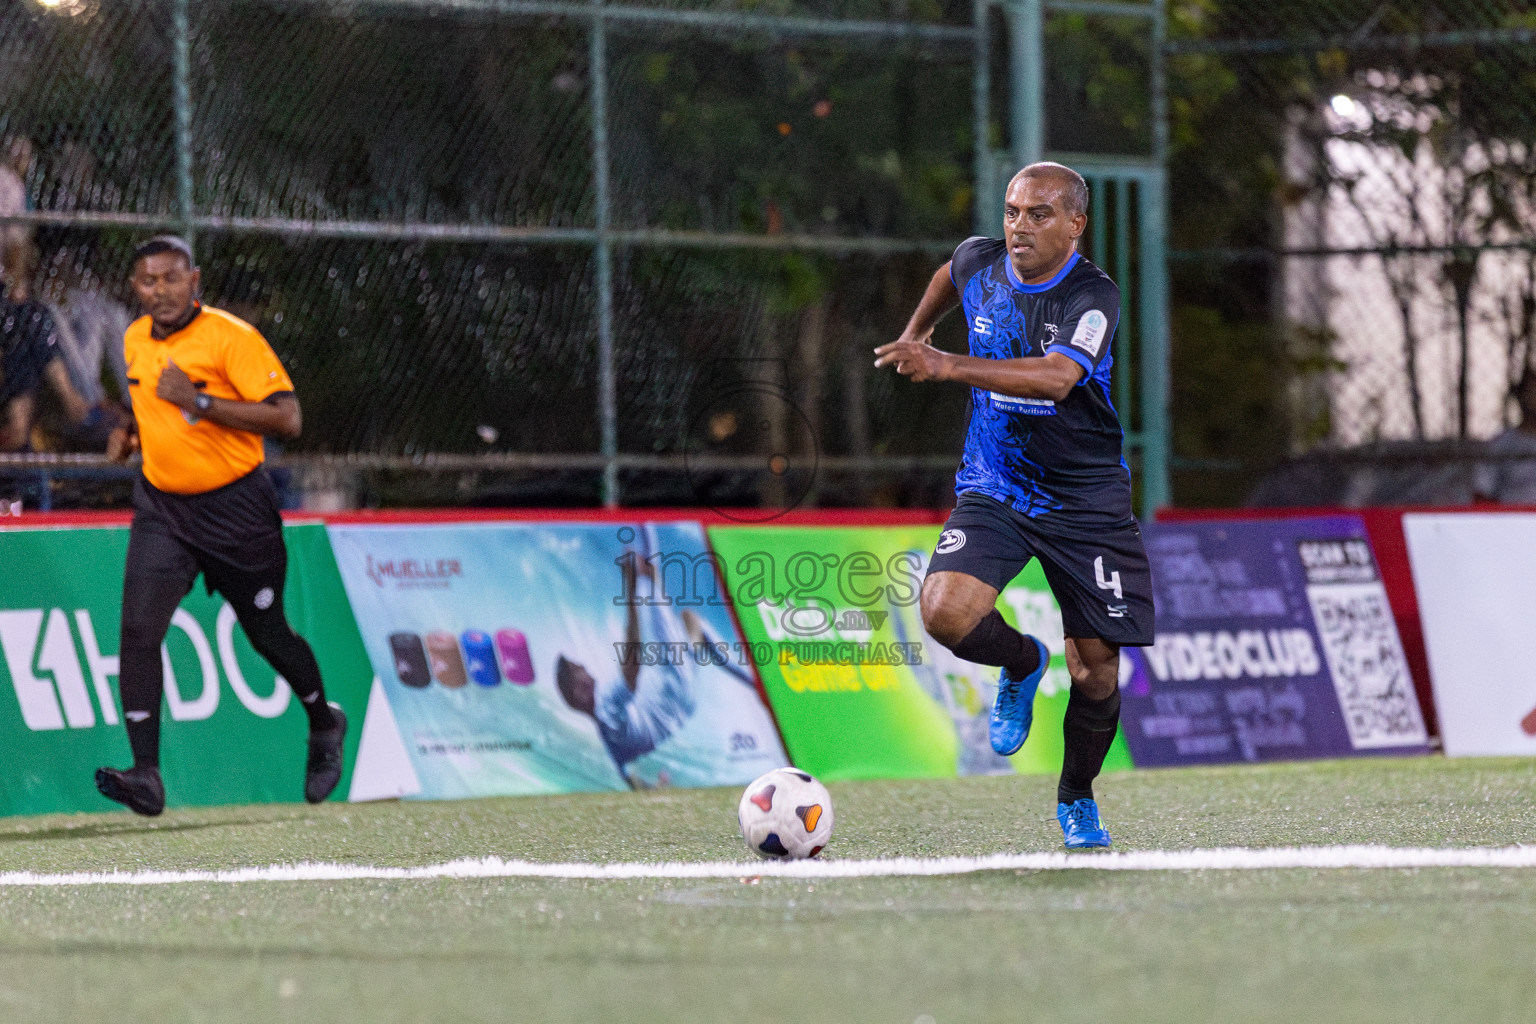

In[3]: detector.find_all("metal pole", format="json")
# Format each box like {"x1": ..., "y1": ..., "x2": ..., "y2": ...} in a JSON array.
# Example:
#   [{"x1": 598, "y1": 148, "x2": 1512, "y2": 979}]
[
  {"x1": 1140, "y1": 0, "x2": 1171, "y2": 518},
  {"x1": 172, "y1": 0, "x2": 195, "y2": 249},
  {"x1": 1113, "y1": 175, "x2": 1132, "y2": 423},
  {"x1": 590, "y1": 2, "x2": 618, "y2": 507},
  {"x1": 972, "y1": 0, "x2": 994, "y2": 236},
  {"x1": 1005, "y1": 0, "x2": 1044, "y2": 169},
  {"x1": 1089, "y1": 172, "x2": 1105, "y2": 263}
]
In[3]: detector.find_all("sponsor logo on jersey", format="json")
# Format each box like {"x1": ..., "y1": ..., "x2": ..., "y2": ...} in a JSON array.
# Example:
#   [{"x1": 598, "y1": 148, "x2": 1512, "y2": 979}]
[
  {"x1": 1043, "y1": 322, "x2": 1060, "y2": 343},
  {"x1": 972, "y1": 315, "x2": 993, "y2": 336},
  {"x1": 1071, "y1": 309, "x2": 1108, "y2": 358},
  {"x1": 989, "y1": 392, "x2": 1058, "y2": 416}
]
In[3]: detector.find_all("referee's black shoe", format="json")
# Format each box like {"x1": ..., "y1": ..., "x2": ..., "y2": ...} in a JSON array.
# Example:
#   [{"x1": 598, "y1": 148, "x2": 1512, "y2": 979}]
[
  {"x1": 304, "y1": 703, "x2": 348, "y2": 804},
  {"x1": 95, "y1": 765, "x2": 166, "y2": 817}
]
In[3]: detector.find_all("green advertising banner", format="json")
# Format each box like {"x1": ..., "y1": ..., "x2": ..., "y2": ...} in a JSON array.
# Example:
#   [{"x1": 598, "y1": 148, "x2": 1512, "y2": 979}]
[
  {"x1": 0, "y1": 524, "x2": 373, "y2": 816},
  {"x1": 708, "y1": 525, "x2": 1134, "y2": 781}
]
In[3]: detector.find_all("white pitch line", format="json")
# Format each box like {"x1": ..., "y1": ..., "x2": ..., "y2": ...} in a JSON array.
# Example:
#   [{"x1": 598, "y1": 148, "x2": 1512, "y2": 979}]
[{"x1": 1, "y1": 845, "x2": 1535, "y2": 886}]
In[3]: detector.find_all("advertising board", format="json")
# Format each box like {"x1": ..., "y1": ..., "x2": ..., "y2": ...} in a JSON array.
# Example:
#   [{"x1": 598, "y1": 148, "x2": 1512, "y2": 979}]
[{"x1": 1121, "y1": 517, "x2": 1429, "y2": 766}]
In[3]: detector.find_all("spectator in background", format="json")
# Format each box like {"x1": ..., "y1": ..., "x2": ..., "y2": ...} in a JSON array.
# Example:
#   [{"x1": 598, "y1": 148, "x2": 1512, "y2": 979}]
[
  {"x1": 0, "y1": 244, "x2": 92, "y2": 451},
  {"x1": 1474, "y1": 366, "x2": 1536, "y2": 504},
  {"x1": 0, "y1": 136, "x2": 34, "y2": 293},
  {"x1": 39, "y1": 246, "x2": 133, "y2": 453}
]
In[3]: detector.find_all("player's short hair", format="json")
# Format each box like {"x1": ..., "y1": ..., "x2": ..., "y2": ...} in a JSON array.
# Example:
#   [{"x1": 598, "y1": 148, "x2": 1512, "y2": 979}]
[
  {"x1": 1010, "y1": 162, "x2": 1090, "y2": 217},
  {"x1": 132, "y1": 234, "x2": 196, "y2": 269}
]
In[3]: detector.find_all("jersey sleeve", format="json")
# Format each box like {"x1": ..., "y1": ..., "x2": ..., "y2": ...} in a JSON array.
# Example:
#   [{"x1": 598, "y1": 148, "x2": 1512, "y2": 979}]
[
  {"x1": 223, "y1": 321, "x2": 295, "y2": 402},
  {"x1": 1045, "y1": 276, "x2": 1121, "y2": 384},
  {"x1": 948, "y1": 236, "x2": 1004, "y2": 291}
]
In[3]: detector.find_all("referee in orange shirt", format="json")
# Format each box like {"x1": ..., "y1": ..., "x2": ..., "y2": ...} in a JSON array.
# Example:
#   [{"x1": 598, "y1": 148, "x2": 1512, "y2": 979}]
[{"x1": 95, "y1": 236, "x2": 347, "y2": 816}]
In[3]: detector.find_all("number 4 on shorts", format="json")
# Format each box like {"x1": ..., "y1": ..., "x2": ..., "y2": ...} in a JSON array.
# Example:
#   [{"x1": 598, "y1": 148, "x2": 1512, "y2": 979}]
[{"x1": 1094, "y1": 556, "x2": 1122, "y2": 599}]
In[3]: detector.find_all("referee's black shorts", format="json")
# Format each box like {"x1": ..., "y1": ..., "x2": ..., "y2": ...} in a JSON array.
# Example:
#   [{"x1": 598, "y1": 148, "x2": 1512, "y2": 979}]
[
  {"x1": 926, "y1": 492, "x2": 1156, "y2": 647},
  {"x1": 125, "y1": 469, "x2": 289, "y2": 617}
]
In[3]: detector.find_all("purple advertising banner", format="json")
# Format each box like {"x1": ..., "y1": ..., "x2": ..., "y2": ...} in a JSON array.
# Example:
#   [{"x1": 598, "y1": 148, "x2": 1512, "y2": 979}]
[{"x1": 1121, "y1": 516, "x2": 1431, "y2": 767}]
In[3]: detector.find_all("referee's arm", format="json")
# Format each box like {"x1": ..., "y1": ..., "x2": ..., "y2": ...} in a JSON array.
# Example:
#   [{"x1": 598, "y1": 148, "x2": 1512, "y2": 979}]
[{"x1": 155, "y1": 359, "x2": 302, "y2": 439}]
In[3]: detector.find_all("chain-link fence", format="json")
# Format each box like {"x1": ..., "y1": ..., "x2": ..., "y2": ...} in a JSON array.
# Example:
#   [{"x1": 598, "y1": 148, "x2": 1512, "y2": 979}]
[
  {"x1": 1, "y1": 0, "x2": 997, "y2": 509},
  {"x1": 1166, "y1": 0, "x2": 1536, "y2": 505},
  {"x1": 24, "y1": 0, "x2": 1511, "y2": 513}
]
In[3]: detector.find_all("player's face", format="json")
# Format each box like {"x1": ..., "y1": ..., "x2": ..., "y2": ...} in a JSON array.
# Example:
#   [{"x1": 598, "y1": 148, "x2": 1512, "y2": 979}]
[
  {"x1": 131, "y1": 252, "x2": 200, "y2": 327},
  {"x1": 1003, "y1": 177, "x2": 1086, "y2": 284}
]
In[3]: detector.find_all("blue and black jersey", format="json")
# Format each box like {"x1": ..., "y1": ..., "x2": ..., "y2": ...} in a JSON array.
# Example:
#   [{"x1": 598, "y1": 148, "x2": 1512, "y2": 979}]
[{"x1": 948, "y1": 236, "x2": 1132, "y2": 529}]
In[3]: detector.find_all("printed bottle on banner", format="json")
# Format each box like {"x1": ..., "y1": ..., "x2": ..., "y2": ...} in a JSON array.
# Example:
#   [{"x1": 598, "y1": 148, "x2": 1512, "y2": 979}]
[
  {"x1": 426, "y1": 631, "x2": 467, "y2": 688},
  {"x1": 495, "y1": 628, "x2": 535, "y2": 684},
  {"x1": 460, "y1": 629, "x2": 500, "y2": 686},
  {"x1": 389, "y1": 632, "x2": 432, "y2": 688}
]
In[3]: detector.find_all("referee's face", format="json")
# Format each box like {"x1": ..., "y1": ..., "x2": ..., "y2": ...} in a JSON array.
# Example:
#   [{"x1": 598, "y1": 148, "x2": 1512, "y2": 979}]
[
  {"x1": 131, "y1": 252, "x2": 201, "y2": 330},
  {"x1": 1003, "y1": 177, "x2": 1085, "y2": 284}
]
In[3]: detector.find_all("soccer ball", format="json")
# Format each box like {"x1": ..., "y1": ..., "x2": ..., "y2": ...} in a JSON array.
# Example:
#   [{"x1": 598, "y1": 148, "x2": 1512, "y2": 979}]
[{"x1": 737, "y1": 767, "x2": 834, "y2": 860}]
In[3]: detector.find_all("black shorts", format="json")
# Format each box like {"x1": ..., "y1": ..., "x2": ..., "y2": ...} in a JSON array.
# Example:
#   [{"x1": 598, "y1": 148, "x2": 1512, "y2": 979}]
[
  {"x1": 127, "y1": 469, "x2": 288, "y2": 608},
  {"x1": 132, "y1": 469, "x2": 285, "y2": 574},
  {"x1": 927, "y1": 492, "x2": 1156, "y2": 646},
  {"x1": 124, "y1": 512, "x2": 288, "y2": 612}
]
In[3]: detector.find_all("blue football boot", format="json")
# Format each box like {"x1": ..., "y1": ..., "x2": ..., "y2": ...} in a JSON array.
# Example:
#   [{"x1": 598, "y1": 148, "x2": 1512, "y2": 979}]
[
  {"x1": 1057, "y1": 798, "x2": 1113, "y2": 849},
  {"x1": 988, "y1": 635, "x2": 1050, "y2": 756}
]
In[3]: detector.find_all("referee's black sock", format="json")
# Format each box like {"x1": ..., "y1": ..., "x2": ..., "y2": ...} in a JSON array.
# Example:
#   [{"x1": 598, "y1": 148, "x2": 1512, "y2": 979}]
[
  {"x1": 242, "y1": 613, "x2": 335, "y2": 731},
  {"x1": 948, "y1": 609, "x2": 1042, "y2": 682},
  {"x1": 1057, "y1": 686, "x2": 1121, "y2": 805},
  {"x1": 119, "y1": 637, "x2": 165, "y2": 770}
]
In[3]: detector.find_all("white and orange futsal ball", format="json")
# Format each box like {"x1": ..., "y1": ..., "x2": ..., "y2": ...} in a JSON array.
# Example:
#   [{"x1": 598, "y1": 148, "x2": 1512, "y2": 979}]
[{"x1": 737, "y1": 767, "x2": 834, "y2": 859}]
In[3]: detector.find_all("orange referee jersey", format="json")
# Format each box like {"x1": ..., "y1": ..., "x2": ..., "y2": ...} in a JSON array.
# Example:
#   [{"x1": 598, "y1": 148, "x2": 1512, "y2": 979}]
[{"x1": 124, "y1": 305, "x2": 295, "y2": 495}]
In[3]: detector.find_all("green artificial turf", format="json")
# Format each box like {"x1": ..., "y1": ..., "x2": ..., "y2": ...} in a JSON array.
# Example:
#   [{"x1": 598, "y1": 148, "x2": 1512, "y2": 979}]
[{"x1": 0, "y1": 756, "x2": 1532, "y2": 1023}]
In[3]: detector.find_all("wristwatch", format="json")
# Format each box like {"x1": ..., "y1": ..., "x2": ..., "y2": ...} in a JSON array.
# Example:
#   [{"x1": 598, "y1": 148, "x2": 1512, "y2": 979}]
[{"x1": 194, "y1": 392, "x2": 213, "y2": 414}]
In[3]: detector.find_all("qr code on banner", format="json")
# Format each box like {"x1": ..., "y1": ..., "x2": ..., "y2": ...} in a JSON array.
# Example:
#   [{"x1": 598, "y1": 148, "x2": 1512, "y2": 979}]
[{"x1": 1306, "y1": 582, "x2": 1428, "y2": 749}]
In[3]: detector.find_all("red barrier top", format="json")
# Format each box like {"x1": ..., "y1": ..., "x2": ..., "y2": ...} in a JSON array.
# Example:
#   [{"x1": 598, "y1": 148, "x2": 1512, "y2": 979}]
[{"x1": 0, "y1": 506, "x2": 951, "y2": 529}]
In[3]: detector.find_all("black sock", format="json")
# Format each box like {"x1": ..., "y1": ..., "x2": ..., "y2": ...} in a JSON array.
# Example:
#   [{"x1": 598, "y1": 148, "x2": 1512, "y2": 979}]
[
  {"x1": 119, "y1": 590, "x2": 181, "y2": 770},
  {"x1": 240, "y1": 607, "x2": 334, "y2": 731},
  {"x1": 119, "y1": 633, "x2": 164, "y2": 769},
  {"x1": 1058, "y1": 686, "x2": 1121, "y2": 805},
  {"x1": 948, "y1": 609, "x2": 1041, "y2": 681}
]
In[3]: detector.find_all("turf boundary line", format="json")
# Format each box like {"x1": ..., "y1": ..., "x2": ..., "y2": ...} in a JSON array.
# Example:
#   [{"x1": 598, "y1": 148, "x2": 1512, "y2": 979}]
[{"x1": 4, "y1": 845, "x2": 1536, "y2": 885}]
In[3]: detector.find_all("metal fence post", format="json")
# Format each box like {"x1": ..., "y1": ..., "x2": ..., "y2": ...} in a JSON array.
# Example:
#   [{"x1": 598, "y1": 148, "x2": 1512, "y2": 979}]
[
  {"x1": 972, "y1": 0, "x2": 994, "y2": 236},
  {"x1": 1005, "y1": 0, "x2": 1043, "y2": 168},
  {"x1": 1141, "y1": 0, "x2": 1171, "y2": 518},
  {"x1": 589, "y1": 2, "x2": 619, "y2": 507},
  {"x1": 1113, "y1": 175, "x2": 1133, "y2": 424},
  {"x1": 172, "y1": 0, "x2": 195, "y2": 248}
]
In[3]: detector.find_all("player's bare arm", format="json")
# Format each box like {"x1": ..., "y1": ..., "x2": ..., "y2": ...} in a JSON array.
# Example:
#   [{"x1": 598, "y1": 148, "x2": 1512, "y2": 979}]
[
  {"x1": 621, "y1": 552, "x2": 645, "y2": 692},
  {"x1": 875, "y1": 345, "x2": 1086, "y2": 400},
  {"x1": 1, "y1": 393, "x2": 33, "y2": 451},
  {"x1": 868, "y1": 262, "x2": 960, "y2": 382},
  {"x1": 898, "y1": 261, "x2": 961, "y2": 345},
  {"x1": 43, "y1": 359, "x2": 91, "y2": 424},
  {"x1": 154, "y1": 359, "x2": 302, "y2": 439}
]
